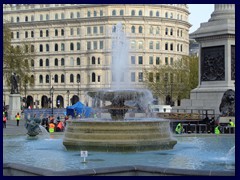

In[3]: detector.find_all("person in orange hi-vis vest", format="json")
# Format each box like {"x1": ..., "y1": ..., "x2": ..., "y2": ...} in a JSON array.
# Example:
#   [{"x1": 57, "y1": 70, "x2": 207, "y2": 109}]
[{"x1": 49, "y1": 122, "x2": 55, "y2": 133}]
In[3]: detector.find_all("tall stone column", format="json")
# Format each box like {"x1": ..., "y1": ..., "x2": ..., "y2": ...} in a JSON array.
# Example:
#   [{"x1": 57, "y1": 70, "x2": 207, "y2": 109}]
[{"x1": 174, "y1": 4, "x2": 235, "y2": 116}]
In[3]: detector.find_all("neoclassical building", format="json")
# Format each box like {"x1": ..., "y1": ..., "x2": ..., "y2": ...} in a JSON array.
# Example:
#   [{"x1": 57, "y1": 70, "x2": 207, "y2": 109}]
[{"x1": 3, "y1": 4, "x2": 190, "y2": 109}]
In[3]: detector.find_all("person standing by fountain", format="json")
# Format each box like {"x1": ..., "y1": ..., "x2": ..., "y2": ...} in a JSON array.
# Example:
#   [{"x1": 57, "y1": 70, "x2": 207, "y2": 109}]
[
  {"x1": 49, "y1": 121, "x2": 55, "y2": 133},
  {"x1": 15, "y1": 112, "x2": 21, "y2": 126},
  {"x1": 3, "y1": 114, "x2": 7, "y2": 128},
  {"x1": 175, "y1": 123, "x2": 184, "y2": 134}
]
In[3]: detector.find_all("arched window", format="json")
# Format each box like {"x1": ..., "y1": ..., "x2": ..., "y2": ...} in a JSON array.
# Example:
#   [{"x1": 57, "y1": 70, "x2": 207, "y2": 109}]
[
  {"x1": 25, "y1": 16, "x2": 28, "y2": 22},
  {"x1": 170, "y1": 43, "x2": 173, "y2": 51},
  {"x1": 31, "y1": 15, "x2": 34, "y2": 21},
  {"x1": 54, "y1": 74, "x2": 58, "y2": 83},
  {"x1": 170, "y1": 28, "x2": 173, "y2": 36},
  {"x1": 55, "y1": 13, "x2": 58, "y2": 20},
  {"x1": 61, "y1": 58, "x2": 65, "y2": 66},
  {"x1": 70, "y1": 74, "x2": 74, "y2": 83},
  {"x1": 139, "y1": 26, "x2": 143, "y2": 33},
  {"x1": 77, "y1": 28, "x2": 80, "y2": 35},
  {"x1": 70, "y1": 43, "x2": 74, "y2": 51},
  {"x1": 25, "y1": 31, "x2": 28, "y2": 38},
  {"x1": 39, "y1": 59, "x2": 43, "y2": 67},
  {"x1": 156, "y1": 27, "x2": 160, "y2": 34},
  {"x1": 55, "y1": 44, "x2": 58, "y2": 51},
  {"x1": 77, "y1": 42, "x2": 81, "y2": 50},
  {"x1": 120, "y1": 10, "x2": 124, "y2": 16},
  {"x1": 100, "y1": 10, "x2": 103, "y2": 16},
  {"x1": 61, "y1": 74, "x2": 65, "y2": 83},
  {"x1": 149, "y1": 11, "x2": 153, "y2": 17},
  {"x1": 131, "y1": 10, "x2": 135, "y2": 16},
  {"x1": 46, "y1": 14, "x2": 49, "y2": 20},
  {"x1": 92, "y1": 73, "x2": 96, "y2": 82},
  {"x1": 46, "y1": 59, "x2": 49, "y2": 66},
  {"x1": 31, "y1": 31, "x2": 34, "y2": 38},
  {"x1": 16, "y1": 17, "x2": 20, "y2": 22},
  {"x1": 61, "y1": 29, "x2": 64, "y2": 36},
  {"x1": 131, "y1": 26, "x2": 135, "y2": 33},
  {"x1": 77, "y1": 58, "x2": 81, "y2": 65},
  {"x1": 39, "y1": 44, "x2": 43, "y2": 52},
  {"x1": 139, "y1": 10, "x2": 142, "y2": 16},
  {"x1": 112, "y1": 10, "x2": 116, "y2": 16},
  {"x1": 156, "y1": 11, "x2": 160, "y2": 17},
  {"x1": 87, "y1": 11, "x2": 91, "y2": 17},
  {"x1": 55, "y1": 29, "x2": 58, "y2": 36},
  {"x1": 46, "y1": 75, "x2": 49, "y2": 83},
  {"x1": 165, "y1": 28, "x2": 168, "y2": 35},
  {"x1": 40, "y1": 14, "x2": 43, "y2": 21},
  {"x1": 165, "y1": 12, "x2": 168, "y2": 18},
  {"x1": 94, "y1": 11, "x2": 97, "y2": 17},
  {"x1": 55, "y1": 58, "x2": 58, "y2": 66},
  {"x1": 77, "y1": 12, "x2": 80, "y2": 18},
  {"x1": 92, "y1": 56, "x2": 96, "y2": 64},
  {"x1": 31, "y1": 45, "x2": 34, "y2": 52},
  {"x1": 61, "y1": 13, "x2": 65, "y2": 19},
  {"x1": 39, "y1": 75, "x2": 43, "y2": 83},
  {"x1": 165, "y1": 43, "x2": 168, "y2": 50},
  {"x1": 77, "y1": 74, "x2": 81, "y2": 82},
  {"x1": 61, "y1": 43, "x2": 65, "y2": 51},
  {"x1": 46, "y1": 30, "x2": 49, "y2": 37},
  {"x1": 40, "y1": 30, "x2": 43, "y2": 37},
  {"x1": 31, "y1": 75, "x2": 34, "y2": 83},
  {"x1": 98, "y1": 57, "x2": 100, "y2": 64},
  {"x1": 70, "y1": 12, "x2": 74, "y2": 19}
]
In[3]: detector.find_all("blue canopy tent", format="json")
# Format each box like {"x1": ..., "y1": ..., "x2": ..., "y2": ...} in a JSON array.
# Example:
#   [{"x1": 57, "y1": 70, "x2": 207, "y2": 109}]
[{"x1": 66, "y1": 102, "x2": 92, "y2": 118}]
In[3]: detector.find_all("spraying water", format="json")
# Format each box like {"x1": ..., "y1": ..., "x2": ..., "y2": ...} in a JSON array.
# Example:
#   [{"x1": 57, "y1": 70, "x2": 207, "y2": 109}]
[{"x1": 111, "y1": 22, "x2": 130, "y2": 89}]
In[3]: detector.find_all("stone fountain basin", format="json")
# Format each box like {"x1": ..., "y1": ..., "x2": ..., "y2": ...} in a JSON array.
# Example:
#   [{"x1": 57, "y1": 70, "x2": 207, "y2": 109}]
[{"x1": 63, "y1": 119, "x2": 177, "y2": 152}]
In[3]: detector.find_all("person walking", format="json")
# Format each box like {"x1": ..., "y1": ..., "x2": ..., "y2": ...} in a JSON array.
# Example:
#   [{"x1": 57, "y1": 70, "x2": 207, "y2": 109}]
[
  {"x1": 49, "y1": 121, "x2": 55, "y2": 133},
  {"x1": 15, "y1": 112, "x2": 21, "y2": 126},
  {"x1": 3, "y1": 114, "x2": 7, "y2": 128},
  {"x1": 175, "y1": 123, "x2": 184, "y2": 134}
]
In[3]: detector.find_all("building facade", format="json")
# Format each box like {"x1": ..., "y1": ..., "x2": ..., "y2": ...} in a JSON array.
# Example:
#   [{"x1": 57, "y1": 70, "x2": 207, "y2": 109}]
[{"x1": 3, "y1": 4, "x2": 190, "y2": 108}]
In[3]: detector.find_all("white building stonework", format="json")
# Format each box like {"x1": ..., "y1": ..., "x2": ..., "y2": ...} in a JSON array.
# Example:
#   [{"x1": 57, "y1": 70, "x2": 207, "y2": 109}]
[
  {"x1": 174, "y1": 4, "x2": 235, "y2": 115},
  {"x1": 3, "y1": 4, "x2": 190, "y2": 108}
]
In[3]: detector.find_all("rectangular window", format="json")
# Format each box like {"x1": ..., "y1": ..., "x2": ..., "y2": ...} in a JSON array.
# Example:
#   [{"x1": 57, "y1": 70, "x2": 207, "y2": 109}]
[
  {"x1": 100, "y1": 41, "x2": 104, "y2": 49},
  {"x1": 149, "y1": 56, "x2": 153, "y2": 64},
  {"x1": 149, "y1": 72, "x2": 153, "y2": 82},
  {"x1": 87, "y1": 41, "x2": 91, "y2": 50},
  {"x1": 87, "y1": 27, "x2": 91, "y2": 34},
  {"x1": 156, "y1": 73, "x2": 160, "y2": 82},
  {"x1": 165, "y1": 57, "x2": 168, "y2": 65},
  {"x1": 149, "y1": 41, "x2": 153, "y2": 49},
  {"x1": 100, "y1": 26, "x2": 104, "y2": 34},
  {"x1": 93, "y1": 26, "x2": 98, "y2": 34},
  {"x1": 156, "y1": 41, "x2": 160, "y2": 50},
  {"x1": 138, "y1": 72, "x2": 143, "y2": 82},
  {"x1": 93, "y1": 41, "x2": 98, "y2": 50},
  {"x1": 17, "y1": 32, "x2": 19, "y2": 38},
  {"x1": 131, "y1": 40, "x2": 136, "y2": 49},
  {"x1": 131, "y1": 56, "x2": 135, "y2": 64},
  {"x1": 70, "y1": 28, "x2": 74, "y2": 36},
  {"x1": 77, "y1": 28, "x2": 80, "y2": 35},
  {"x1": 98, "y1": 75, "x2": 101, "y2": 82},
  {"x1": 156, "y1": 57, "x2": 160, "y2": 65},
  {"x1": 138, "y1": 56, "x2": 143, "y2": 64},
  {"x1": 131, "y1": 72, "x2": 135, "y2": 82},
  {"x1": 170, "y1": 57, "x2": 174, "y2": 65},
  {"x1": 138, "y1": 41, "x2": 143, "y2": 49}
]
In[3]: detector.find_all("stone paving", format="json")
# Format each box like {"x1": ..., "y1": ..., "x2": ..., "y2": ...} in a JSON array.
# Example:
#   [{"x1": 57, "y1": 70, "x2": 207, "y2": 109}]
[{"x1": 3, "y1": 119, "x2": 28, "y2": 136}]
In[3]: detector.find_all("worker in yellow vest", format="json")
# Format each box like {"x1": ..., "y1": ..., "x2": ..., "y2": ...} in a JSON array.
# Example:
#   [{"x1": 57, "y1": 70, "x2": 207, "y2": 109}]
[
  {"x1": 49, "y1": 121, "x2": 55, "y2": 133},
  {"x1": 228, "y1": 119, "x2": 235, "y2": 127},
  {"x1": 15, "y1": 112, "x2": 21, "y2": 126},
  {"x1": 214, "y1": 124, "x2": 221, "y2": 135}
]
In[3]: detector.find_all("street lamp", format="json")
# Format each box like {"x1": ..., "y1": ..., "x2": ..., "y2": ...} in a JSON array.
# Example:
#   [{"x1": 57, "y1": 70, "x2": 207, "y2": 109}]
[
  {"x1": 50, "y1": 86, "x2": 54, "y2": 117},
  {"x1": 77, "y1": 80, "x2": 80, "y2": 97},
  {"x1": 67, "y1": 90, "x2": 70, "y2": 106}
]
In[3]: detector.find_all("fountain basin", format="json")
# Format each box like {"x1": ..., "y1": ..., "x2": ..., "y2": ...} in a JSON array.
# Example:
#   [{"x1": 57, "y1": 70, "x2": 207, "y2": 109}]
[{"x1": 63, "y1": 119, "x2": 177, "y2": 152}]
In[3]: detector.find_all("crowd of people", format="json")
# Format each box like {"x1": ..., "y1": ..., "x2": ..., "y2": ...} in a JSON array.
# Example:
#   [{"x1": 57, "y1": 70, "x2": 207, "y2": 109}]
[
  {"x1": 175, "y1": 117, "x2": 235, "y2": 135},
  {"x1": 40, "y1": 115, "x2": 68, "y2": 133}
]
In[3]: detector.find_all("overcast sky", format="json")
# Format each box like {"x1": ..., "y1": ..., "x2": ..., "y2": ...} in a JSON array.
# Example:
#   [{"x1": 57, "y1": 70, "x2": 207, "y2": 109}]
[{"x1": 188, "y1": 4, "x2": 214, "y2": 33}]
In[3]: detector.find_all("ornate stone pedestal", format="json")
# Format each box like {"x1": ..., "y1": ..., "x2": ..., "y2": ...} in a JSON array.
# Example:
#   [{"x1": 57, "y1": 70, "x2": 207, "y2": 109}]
[
  {"x1": 173, "y1": 4, "x2": 235, "y2": 115},
  {"x1": 8, "y1": 94, "x2": 21, "y2": 120}
]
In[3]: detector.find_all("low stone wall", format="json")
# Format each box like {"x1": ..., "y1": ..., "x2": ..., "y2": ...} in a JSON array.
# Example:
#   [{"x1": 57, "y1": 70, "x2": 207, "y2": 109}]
[{"x1": 3, "y1": 163, "x2": 234, "y2": 176}]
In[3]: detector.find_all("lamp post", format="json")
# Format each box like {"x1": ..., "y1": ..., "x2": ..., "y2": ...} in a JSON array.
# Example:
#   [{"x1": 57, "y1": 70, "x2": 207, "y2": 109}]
[
  {"x1": 50, "y1": 86, "x2": 54, "y2": 117},
  {"x1": 67, "y1": 90, "x2": 70, "y2": 106},
  {"x1": 77, "y1": 80, "x2": 80, "y2": 97}
]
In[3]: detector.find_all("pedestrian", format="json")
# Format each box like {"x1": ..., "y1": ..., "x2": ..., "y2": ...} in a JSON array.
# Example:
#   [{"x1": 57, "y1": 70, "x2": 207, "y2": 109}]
[
  {"x1": 228, "y1": 119, "x2": 235, "y2": 134},
  {"x1": 49, "y1": 121, "x2": 55, "y2": 133},
  {"x1": 15, "y1": 112, "x2": 21, "y2": 126},
  {"x1": 214, "y1": 124, "x2": 221, "y2": 135},
  {"x1": 3, "y1": 114, "x2": 7, "y2": 128},
  {"x1": 175, "y1": 122, "x2": 184, "y2": 134}
]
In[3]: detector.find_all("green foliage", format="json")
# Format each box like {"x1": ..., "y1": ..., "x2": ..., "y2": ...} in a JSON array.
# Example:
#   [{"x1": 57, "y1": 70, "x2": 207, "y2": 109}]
[
  {"x1": 3, "y1": 22, "x2": 35, "y2": 93},
  {"x1": 143, "y1": 55, "x2": 198, "y2": 103}
]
